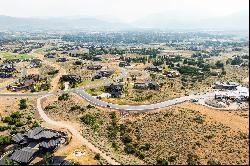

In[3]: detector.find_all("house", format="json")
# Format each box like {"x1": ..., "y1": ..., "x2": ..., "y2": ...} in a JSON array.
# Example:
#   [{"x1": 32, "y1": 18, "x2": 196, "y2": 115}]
[
  {"x1": 92, "y1": 55, "x2": 102, "y2": 61},
  {"x1": 104, "y1": 84, "x2": 124, "y2": 97},
  {"x1": 30, "y1": 59, "x2": 42, "y2": 68},
  {"x1": 9, "y1": 147, "x2": 39, "y2": 164},
  {"x1": 73, "y1": 61, "x2": 82, "y2": 65},
  {"x1": 0, "y1": 63, "x2": 16, "y2": 73},
  {"x1": 145, "y1": 65, "x2": 163, "y2": 72},
  {"x1": 163, "y1": 70, "x2": 180, "y2": 78},
  {"x1": 45, "y1": 53, "x2": 56, "y2": 58},
  {"x1": 60, "y1": 75, "x2": 81, "y2": 83},
  {"x1": 57, "y1": 57, "x2": 67, "y2": 62},
  {"x1": 8, "y1": 127, "x2": 64, "y2": 165},
  {"x1": 7, "y1": 74, "x2": 41, "y2": 91},
  {"x1": 134, "y1": 80, "x2": 160, "y2": 90},
  {"x1": 87, "y1": 64, "x2": 102, "y2": 70},
  {"x1": 145, "y1": 80, "x2": 160, "y2": 90},
  {"x1": 3, "y1": 59, "x2": 21, "y2": 64},
  {"x1": 133, "y1": 83, "x2": 148, "y2": 89},
  {"x1": 119, "y1": 61, "x2": 130, "y2": 67},
  {"x1": 214, "y1": 81, "x2": 239, "y2": 90},
  {"x1": 35, "y1": 156, "x2": 73, "y2": 165},
  {"x1": 0, "y1": 72, "x2": 12, "y2": 78},
  {"x1": 93, "y1": 70, "x2": 114, "y2": 79}
]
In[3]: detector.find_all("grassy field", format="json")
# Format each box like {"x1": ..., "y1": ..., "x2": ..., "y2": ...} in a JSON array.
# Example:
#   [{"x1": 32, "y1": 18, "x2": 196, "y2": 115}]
[{"x1": 0, "y1": 51, "x2": 33, "y2": 60}]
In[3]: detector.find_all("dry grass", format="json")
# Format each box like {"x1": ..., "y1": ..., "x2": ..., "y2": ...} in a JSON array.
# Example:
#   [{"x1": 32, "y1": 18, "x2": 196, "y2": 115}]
[{"x1": 43, "y1": 93, "x2": 249, "y2": 165}]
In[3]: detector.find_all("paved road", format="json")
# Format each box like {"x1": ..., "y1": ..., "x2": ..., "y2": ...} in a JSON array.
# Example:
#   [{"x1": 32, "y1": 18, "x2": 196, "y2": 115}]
[
  {"x1": 37, "y1": 95, "x2": 120, "y2": 165},
  {"x1": 75, "y1": 89, "x2": 215, "y2": 111}
]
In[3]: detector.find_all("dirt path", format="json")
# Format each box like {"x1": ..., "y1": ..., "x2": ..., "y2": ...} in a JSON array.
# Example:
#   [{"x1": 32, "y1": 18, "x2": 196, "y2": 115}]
[
  {"x1": 37, "y1": 95, "x2": 120, "y2": 165},
  {"x1": 176, "y1": 102, "x2": 249, "y2": 133},
  {"x1": 32, "y1": 51, "x2": 66, "y2": 92}
]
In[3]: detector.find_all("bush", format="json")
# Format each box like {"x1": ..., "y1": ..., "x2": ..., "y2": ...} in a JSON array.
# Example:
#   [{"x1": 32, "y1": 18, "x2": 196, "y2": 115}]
[
  {"x1": 0, "y1": 135, "x2": 11, "y2": 146},
  {"x1": 47, "y1": 70, "x2": 59, "y2": 75},
  {"x1": 80, "y1": 114, "x2": 96, "y2": 126},
  {"x1": 32, "y1": 121, "x2": 40, "y2": 127},
  {"x1": 135, "y1": 150, "x2": 145, "y2": 159},
  {"x1": 112, "y1": 142, "x2": 118, "y2": 150},
  {"x1": 19, "y1": 99, "x2": 27, "y2": 110},
  {"x1": 187, "y1": 154, "x2": 200, "y2": 165},
  {"x1": 58, "y1": 93, "x2": 69, "y2": 101},
  {"x1": 157, "y1": 158, "x2": 168, "y2": 165},
  {"x1": 140, "y1": 143, "x2": 151, "y2": 151},
  {"x1": 121, "y1": 133, "x2": 132, "y2": 144},
  {"x1": 94, "y1": 153, "x2": 101, "y2": 160},
  {"x1": 178, "y1": 66, "x2": 199, "y2": 76},
  {"x1": 86, "y1": 104, "x2": 95, "y2": 109},
  {"x1": 45, "y1": 105, "x2": 57, "y2": 110},
  {"x1": 3, "y1": 112, "x2": 21, "y2": 125},
  {"x1": 193, "y1": 115, "x2": 204, "y2": 124},
  {"x1": 207, "y1": 159, "x2": 221, "y2": 165},
  {"x1": 70, "y1": 105, "x2": 81, "y2": 111},
  {"x1": 124, "y1": 143, "x2": 136, "y2": 154}
]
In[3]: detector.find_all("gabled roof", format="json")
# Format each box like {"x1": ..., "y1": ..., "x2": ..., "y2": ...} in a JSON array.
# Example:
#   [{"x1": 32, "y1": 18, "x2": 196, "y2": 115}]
[
  {"x1": 26, "y1": 127, "x2": 60, "y2": 140},
  {"x1": 26, "y1": 127, "x2": 43, "y2": 138},
  {"x1": 12, "y1": 133, "x2": 27, "y2": 144},
  {"x1": 39, "y1": 138, "x2": 61, "y2": 149},
  {"x1": 9, "y1": 147, "x2": 39, "y2": 164}
]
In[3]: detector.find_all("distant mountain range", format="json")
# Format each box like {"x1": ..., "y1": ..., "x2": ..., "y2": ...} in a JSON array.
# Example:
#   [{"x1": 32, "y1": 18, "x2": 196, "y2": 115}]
[
  {"x1": 0, "y1": 10, "x2": 248, "y2": 31},
  {"x1": 132, "y1": 10, "x2": 249, "y2": 30}
]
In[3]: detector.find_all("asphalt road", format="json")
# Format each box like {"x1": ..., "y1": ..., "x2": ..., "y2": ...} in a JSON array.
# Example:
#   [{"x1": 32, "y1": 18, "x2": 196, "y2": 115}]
[
  {"x1": 75, "y1": 89, "x2": 215, "y2": 111},
  {"x1": 0, "y1": 67, "x2": 217, "y2": 111}
]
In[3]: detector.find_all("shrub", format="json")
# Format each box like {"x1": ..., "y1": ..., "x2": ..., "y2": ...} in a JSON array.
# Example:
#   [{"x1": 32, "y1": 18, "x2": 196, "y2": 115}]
[
  {"x1": 70, "y1": 105, "x2": 81, "y2": 111},
  {"x1": 135, "y1": 150, "x2": 145, "y2": 159},
  {"x1": 58, "y1": 93, "x2": 69, "y2": 101},
  {"x1": 19, "y1": 99, "x2": 27, "y2": 110},
  {"x1": 80, "y1": 114, "x2": 96, "y2": 126},
  {"x1": 207, "y1": 159, "x2": 221, "y2": 165},
  {"x1": 0, "y1": 135, "x2": 11, "y2": 146},
  {"x1": 45, "y1": 105, "x2": 57, "y2": 110},
  {"x1": 193, "y1": 115, "x2": 204, "y2": 124},
  {"x1": 187, "y1": 154, "x2": 200, "y2": 165},
  {"x1": 86, "y1": 104, "x2": 95, "y2": 109},
  {"x1": 3, "y1": 112, "x2": 21, "y2": 125},
  {"x1": 47, "y1": 69, "x2": 59, "y2": 75},
  {"x1": 157, "y1": 158, "x2": 168, "y2": 165},
  {"x1": 121, "y1": 133, "x2": 132, "y2": 144},
  {"x1": 94, "y1": 153, "x2": 101, "y2": 160},
  {"x1": 124, "y1": 143, "x2": 136, "y2": 154},
  {"x1": 112, "y1": 142, "x2": 118, "y2": 150},
  {"x1": 140, "y1": 143, "x2": 151, "y2": 151},
  {"x1": 32, "y1": 121, "x2": 40, "y2": 127}
]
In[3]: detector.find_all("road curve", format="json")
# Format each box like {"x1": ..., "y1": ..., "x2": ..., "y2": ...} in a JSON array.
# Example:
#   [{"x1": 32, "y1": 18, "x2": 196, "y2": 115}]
[
  {"x1": 37, "y1": 95, "x2": 120, "y2": 165},
  {"x1": 75, "y1": 89, "x2": 215, "y2": 111}
]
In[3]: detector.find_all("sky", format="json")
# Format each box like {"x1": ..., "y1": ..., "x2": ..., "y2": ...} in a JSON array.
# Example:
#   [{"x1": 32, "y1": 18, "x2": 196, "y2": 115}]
[{"x1": 0, "y1": 0, "x2": 249, "y2": 22}]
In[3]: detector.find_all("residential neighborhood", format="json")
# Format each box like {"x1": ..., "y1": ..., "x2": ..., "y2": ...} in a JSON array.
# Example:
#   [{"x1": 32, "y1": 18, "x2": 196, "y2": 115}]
[{"x1": 0, "y1": 0, "x2": 249, "y2": 165}]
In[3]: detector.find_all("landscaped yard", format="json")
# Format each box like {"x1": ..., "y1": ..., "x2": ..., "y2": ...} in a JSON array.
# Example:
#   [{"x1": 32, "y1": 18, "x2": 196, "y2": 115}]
[{"x1": 0, "y1": 51, "x2": 33, "y2": 60}]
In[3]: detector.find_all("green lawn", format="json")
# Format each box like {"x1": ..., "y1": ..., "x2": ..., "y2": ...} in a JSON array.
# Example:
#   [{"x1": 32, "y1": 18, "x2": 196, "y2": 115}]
[
  {"x1": 33, "y1": 48, "x2": 47, "y2": 54},
  {"x1": 0, "y1": 51, "x2": 33, "y2": 60}
]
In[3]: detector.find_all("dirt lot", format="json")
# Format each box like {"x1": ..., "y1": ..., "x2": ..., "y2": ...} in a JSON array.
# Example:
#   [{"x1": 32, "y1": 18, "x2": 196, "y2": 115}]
[{"x1": 0, "y1": 96, "x2": 37, "y2": 117}]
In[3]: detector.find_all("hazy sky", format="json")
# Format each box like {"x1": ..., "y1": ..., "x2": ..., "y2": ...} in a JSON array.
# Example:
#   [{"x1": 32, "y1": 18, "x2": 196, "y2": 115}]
[{"x1": 0, "y1": 0, "x2": 248, "y2": 22}]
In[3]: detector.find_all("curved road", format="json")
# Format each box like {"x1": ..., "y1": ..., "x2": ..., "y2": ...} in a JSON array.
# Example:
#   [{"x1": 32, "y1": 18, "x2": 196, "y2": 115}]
[
  {"x1": 75, "y1": 89, "x2": 215, "y2": 111},
  {"x1": 37, "y1": 95, "x2": 120, "y2": 165}
]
